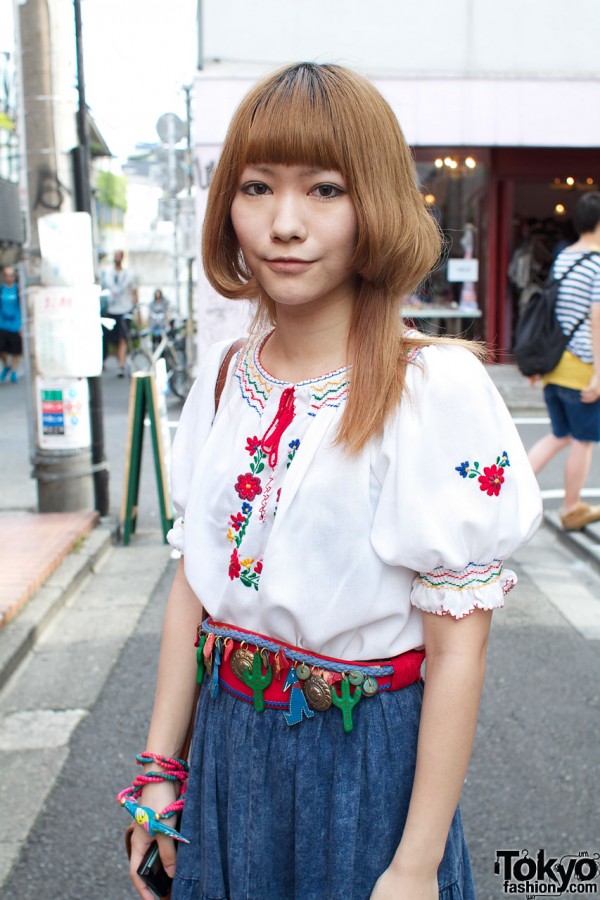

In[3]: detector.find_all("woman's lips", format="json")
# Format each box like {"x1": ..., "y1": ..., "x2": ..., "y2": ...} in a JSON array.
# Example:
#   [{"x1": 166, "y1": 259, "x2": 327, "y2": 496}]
[{"x1": 265, "y1": 258, "x2": 315, "y2": 273}]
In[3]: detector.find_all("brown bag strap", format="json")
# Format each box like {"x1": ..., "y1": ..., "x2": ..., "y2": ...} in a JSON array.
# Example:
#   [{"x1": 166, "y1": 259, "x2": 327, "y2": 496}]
[{"x1": 214, "y1": 338, "x2": 245, "y2": 412}]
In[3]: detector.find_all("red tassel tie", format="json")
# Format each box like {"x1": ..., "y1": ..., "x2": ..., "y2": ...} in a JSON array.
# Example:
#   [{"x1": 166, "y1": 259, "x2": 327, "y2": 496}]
[{"x1": 261, "y1": 386, "x2": 295, "y2": 468}]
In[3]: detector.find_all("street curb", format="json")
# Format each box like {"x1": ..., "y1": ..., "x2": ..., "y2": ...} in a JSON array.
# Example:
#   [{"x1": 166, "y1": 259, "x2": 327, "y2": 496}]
[
  {"x1": 543, "y1": 510, "x2": 600, "y2": 575},
  {"x1": 0, "y1": 517, "x2": 119, "y2": 692}
]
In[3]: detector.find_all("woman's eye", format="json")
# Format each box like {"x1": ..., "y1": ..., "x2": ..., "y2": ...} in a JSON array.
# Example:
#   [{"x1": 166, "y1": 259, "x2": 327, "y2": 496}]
[
  {"x1": 242, "y1": 182, "x2": 271, "y2": 196},
  {"x1": 312, "y1": 184, "x2": 343, "y2": 199}
]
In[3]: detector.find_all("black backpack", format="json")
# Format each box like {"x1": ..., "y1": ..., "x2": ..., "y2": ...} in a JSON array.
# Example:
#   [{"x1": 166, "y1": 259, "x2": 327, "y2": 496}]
[{"x1": 513, "y1": 252, "x2": 597, "y2": 377}]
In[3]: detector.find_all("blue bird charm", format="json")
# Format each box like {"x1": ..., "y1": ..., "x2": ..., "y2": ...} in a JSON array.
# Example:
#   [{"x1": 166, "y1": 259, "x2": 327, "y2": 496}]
[{"x1": 121, "y1": 798, "x2": 190, "y2": 843}]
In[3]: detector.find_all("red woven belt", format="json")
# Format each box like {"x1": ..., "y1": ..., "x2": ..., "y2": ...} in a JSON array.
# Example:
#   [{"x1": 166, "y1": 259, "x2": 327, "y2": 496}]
[{"x1": 197, "y1": 619, "x2": 425, "y2": 731}]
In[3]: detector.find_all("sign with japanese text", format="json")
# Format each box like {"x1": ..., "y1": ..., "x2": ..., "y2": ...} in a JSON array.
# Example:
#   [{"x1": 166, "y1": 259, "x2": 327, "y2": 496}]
[
  {"x1": 36, "y1": 377, "x2": 91, "y2": 450},
  {"x1": 31, "y1": 284, "x2": 102, "y2": 377},
  {"x1": 447, "y1": 258, "x2": 479, "y2": 283}
]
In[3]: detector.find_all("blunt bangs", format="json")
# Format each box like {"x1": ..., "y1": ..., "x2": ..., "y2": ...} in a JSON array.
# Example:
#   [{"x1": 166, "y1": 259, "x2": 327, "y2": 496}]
[{"x1": 235, "y1": 65, "x2": 351, "y2": 178}]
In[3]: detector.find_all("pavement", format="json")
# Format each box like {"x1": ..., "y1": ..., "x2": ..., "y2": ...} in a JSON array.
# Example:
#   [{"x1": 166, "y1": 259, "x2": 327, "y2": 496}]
[{"x1": 1, "y1": 360, "x2": 598, "y2": 695}]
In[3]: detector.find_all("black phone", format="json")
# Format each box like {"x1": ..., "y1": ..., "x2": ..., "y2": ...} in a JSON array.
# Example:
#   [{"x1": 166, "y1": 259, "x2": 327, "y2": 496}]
[{"x1": 137, "y1": 841, "x2": 173, "y2": 899}]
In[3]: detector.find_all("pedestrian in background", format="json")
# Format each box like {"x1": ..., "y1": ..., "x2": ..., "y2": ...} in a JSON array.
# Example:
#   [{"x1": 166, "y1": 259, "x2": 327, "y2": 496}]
[
  {"x1": 528, "y1": 192, "x2": 600, "y2": 531},
  {"x1": 0, "y1": 266, "x2": 22, "y2": 383},
  {"x1": 121, "y1": 63, "x2": 541, "y2": 900},
  {"x1": 148, "y1": 288, "x2": 174, "y2": 349},
  {"x1": 100, "y1": 249, "x2": 138, "y2": 376}
]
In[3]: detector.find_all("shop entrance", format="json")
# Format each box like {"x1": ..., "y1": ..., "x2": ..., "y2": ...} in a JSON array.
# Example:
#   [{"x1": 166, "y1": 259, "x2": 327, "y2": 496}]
[{"x1": 488, "y1": 148, "x2": 598, "y2": 356}]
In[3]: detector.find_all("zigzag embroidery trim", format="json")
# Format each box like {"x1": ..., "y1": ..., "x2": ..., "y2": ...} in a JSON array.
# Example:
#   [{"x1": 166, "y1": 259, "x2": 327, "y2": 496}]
[
  {"x1": 235, "y1": 338, "x2": 271, "y2": 414},
  {"x1": 417, "y1": 559, "x2": 504, "y2": 592},
  {"x1": 308, "y1": 374, "x2": 350, "y2": 416},
  {"x1": 237, "y1": 333, "x2": 351, "y2": 414}
]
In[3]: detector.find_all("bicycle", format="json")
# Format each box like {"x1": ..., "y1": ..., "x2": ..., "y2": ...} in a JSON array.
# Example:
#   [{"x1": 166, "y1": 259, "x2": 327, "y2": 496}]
[{"x1": 126, "y1": 316, "x2": 194, "y2": 400}]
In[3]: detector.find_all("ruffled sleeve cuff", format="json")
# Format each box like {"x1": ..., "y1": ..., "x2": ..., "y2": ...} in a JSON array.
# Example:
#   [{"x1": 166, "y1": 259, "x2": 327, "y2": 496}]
[
  {"x1": 410, "y1": 560, "x2": 517, "y2": 619},
  {"x1": 166, "y1": 516, "x2": 185, "y2": 553}
]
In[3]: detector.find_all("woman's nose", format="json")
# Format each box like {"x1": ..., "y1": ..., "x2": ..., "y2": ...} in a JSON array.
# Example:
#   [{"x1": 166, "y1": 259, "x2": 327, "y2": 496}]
[{"x1": 270, "y1": 195, "x2": 307, "y2": 242}]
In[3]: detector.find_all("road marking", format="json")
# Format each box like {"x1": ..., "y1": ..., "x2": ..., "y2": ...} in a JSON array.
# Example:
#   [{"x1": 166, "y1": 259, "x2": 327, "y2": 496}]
[
  {"x1": 0, "y1": 708, "x2": 87, "y2": 751},
  {"x1": 540, "y1": 488, "x2": 600, "y2": 500},
  {"x1": 512, "y1": 416, "x2": 550, "y2": 425},
  {"x1": 143, "y1": 417, "x2": 179, "y2": 428},
  {"x1": 523, "y1": 571, "x2": 600, "y2": 641}
]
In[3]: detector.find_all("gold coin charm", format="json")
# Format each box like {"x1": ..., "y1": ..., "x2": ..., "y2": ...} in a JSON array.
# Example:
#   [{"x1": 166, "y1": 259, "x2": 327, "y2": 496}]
[
  {"x1": 303, "y1": 674, "x2": 332, "y2": 710},
  {"x1": 362, "y1": 676, "x2": 378, "y2": 697},
  {"x1": 296, "y1": 662, "x2": 311, "y2": 681},
  {"x1": 231, "y1": 648, "x2": 255, "y2": 681}
]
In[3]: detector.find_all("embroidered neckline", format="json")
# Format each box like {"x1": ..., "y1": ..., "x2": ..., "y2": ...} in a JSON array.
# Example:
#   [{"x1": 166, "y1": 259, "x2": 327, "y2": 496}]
[
  {"x1": 236, "y1": 332, "x2": 351, "y2": 414},
  {"x1": 253, "y1": 331, "x2": 350, "y2": 388}
]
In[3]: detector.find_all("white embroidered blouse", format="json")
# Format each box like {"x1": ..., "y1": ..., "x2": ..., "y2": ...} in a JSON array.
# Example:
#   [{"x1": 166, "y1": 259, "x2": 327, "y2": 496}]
[{"x1": 168, "y1": 332, "x2": 542, "y2": 661}]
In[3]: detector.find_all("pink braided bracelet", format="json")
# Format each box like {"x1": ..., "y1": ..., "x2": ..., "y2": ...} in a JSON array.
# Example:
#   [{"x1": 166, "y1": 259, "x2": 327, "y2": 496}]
[{"x1": 116, "y1": 751, "x2": 190, "y2": 820}]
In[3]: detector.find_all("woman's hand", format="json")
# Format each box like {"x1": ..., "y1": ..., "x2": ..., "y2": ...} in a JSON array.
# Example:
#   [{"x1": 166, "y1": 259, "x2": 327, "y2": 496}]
[
  {"x1": 370, "y1": 864, "x2": 439, "y2": 899},
  {"x1": 581, "y1": 373, "x2": 600, "y2": 404},
  {"x1": 128, "y1": 780, "x2": 179, "y2": 899}
]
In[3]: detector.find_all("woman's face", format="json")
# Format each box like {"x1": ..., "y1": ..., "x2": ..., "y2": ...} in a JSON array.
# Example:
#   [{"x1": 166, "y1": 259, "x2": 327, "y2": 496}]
[{"x1": 230, "y1": 163, "x2": 358, "y2": 315}]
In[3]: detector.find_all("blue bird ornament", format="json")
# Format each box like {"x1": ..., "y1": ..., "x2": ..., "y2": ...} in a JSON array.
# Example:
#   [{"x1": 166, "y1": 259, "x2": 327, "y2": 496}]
[{"x1": 121, "y1": 798, "x2": 190, "y2": 843}]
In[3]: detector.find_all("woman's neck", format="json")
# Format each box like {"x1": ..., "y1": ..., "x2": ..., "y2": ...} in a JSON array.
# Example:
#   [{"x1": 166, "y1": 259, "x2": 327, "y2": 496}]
[{"x1": 260, "y1": 300, "x2": 354, "y2": 383}]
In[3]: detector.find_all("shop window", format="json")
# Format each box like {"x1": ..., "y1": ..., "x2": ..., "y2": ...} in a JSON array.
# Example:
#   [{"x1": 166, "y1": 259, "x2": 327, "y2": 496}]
[{"x1": 409, "y1": 148, "x2": 489, "y2": 337}]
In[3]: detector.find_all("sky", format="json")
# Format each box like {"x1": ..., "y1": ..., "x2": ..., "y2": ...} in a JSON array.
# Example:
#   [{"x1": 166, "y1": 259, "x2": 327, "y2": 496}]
[
  {"x1": 1, "y1": 0, "x2": 198, "y2": 159},
  {"x1": 81, "y1": 0, "x2": 198, "y2": 157}
]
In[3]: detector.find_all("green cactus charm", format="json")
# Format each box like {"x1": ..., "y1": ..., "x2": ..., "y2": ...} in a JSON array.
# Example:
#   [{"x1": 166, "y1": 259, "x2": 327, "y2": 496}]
[
  {"x1": 241, "y1": 650, "x2": 273, "y2": 712},
  {"x1": 196, "y1": 634, "x2": 207, "y2": 684},
  {"x1": 331, "y1": 677, "x2": 362, "y2": 733}
]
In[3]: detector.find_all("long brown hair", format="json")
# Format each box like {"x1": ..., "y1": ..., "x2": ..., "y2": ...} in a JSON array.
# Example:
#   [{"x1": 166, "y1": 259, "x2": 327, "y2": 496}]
[{"x1": 203, "y1": 63, "x2": 480, "y2": 452}]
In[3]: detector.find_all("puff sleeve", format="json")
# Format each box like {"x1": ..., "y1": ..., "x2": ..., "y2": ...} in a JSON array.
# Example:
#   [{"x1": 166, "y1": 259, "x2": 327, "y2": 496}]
[
  {"x1": 166, "y1": 339, "x2": 235, "y2": 552},
  {"x1": 371, "y1": 344, "x2": 542, "y2": 618}
]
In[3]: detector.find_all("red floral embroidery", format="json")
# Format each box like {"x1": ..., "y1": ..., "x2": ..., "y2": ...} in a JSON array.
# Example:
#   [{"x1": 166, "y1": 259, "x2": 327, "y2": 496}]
[
  {"x1": 235, "y1": 473, "x2": 262, "y2": 501},
  {"x1": 478, "y1": 464, "x2": 505, "y2": 497},
  {"x1": 245, "y1": 436, "x2": 262, "y2": 454},
  {"x1": 230, "y1": 512, "x2": 245, "y2": 531},
  {"x1": 228, "y1": 434, "x2": 299, "y2": 589},
  {"x1": 455, "y1": 451, "x2": 509, "y2": 497},
  {"x1": 229, "y1": 548, "x2": 241, "y2": 580}
]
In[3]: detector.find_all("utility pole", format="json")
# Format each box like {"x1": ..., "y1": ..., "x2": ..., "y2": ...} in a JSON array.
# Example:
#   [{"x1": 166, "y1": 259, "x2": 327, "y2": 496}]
[
  {"x1": 183, "y1": 83, "x2": 195, "y2": 368},
  {"x1": 18, "y1": 0, "x2": 92, "y2": 512},
  {"x1": 196, "y1": 0, "x2": 204, "y2": 71},
  {"x1": 73, "y1": 0, "x2": 109, "y2": 516},
  {"x1": 16, "y1": 0, "x2": 104, "y2": 513}
]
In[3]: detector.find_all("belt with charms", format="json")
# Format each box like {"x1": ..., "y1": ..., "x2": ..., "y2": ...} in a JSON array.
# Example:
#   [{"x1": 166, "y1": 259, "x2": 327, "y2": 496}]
[{"x1": 195, "y1": 618, "x2": 425, "y2": 734}]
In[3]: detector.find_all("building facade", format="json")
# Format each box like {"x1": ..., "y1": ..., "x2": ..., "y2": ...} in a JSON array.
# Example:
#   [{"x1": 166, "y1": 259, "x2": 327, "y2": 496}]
[{"x1": 192, "y1": 0, "x2": 600, "y2": 357}]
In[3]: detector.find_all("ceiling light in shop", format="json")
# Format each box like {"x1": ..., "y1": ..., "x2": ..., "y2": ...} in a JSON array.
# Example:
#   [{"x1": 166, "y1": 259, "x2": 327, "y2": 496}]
[
  {"x1": 464, "y1": 157, "x2": 476, "y2": 169},
  {"x1": 566, "y1": 177, "x2": 575, "y2": 186},
  {"x1": 434, "y1": 158, "x2": 444, "y2": 168},
  {"x1": 586, "y1": 177, "x2": 595, "y2": 185},
  {"x1": 444, "y1": 157, "x2": 453, "y2": 167},
  {"x1": 424, "y1": 194, "x2": 436, "y2": 206},
  {"x1": 554, "y1": 203, "x2": 566, "y2": 216}
]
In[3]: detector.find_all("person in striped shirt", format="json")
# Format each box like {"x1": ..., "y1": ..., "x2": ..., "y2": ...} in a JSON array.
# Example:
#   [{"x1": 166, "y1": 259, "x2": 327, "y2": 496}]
[{"x1": 528, "y1": 192, "x2": 600, "y2": 531}]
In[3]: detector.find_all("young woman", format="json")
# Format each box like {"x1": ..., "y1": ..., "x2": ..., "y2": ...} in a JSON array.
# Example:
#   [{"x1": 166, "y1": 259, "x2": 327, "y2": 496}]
[{"x1": 122, "y1": 63, "x2": 542, "y2": 900}]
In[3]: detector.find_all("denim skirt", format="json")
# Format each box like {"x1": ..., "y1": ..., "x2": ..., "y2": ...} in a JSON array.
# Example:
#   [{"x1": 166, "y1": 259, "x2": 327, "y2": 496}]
[{"x1": 172, "y1": 678, "x2": 475, "y2": 900}]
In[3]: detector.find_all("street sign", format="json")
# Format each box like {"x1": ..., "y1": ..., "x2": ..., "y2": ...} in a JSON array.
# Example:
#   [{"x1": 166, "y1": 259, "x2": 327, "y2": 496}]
[{"x1": 156, "y1": 112, "x2": 186, "y2": 144}]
